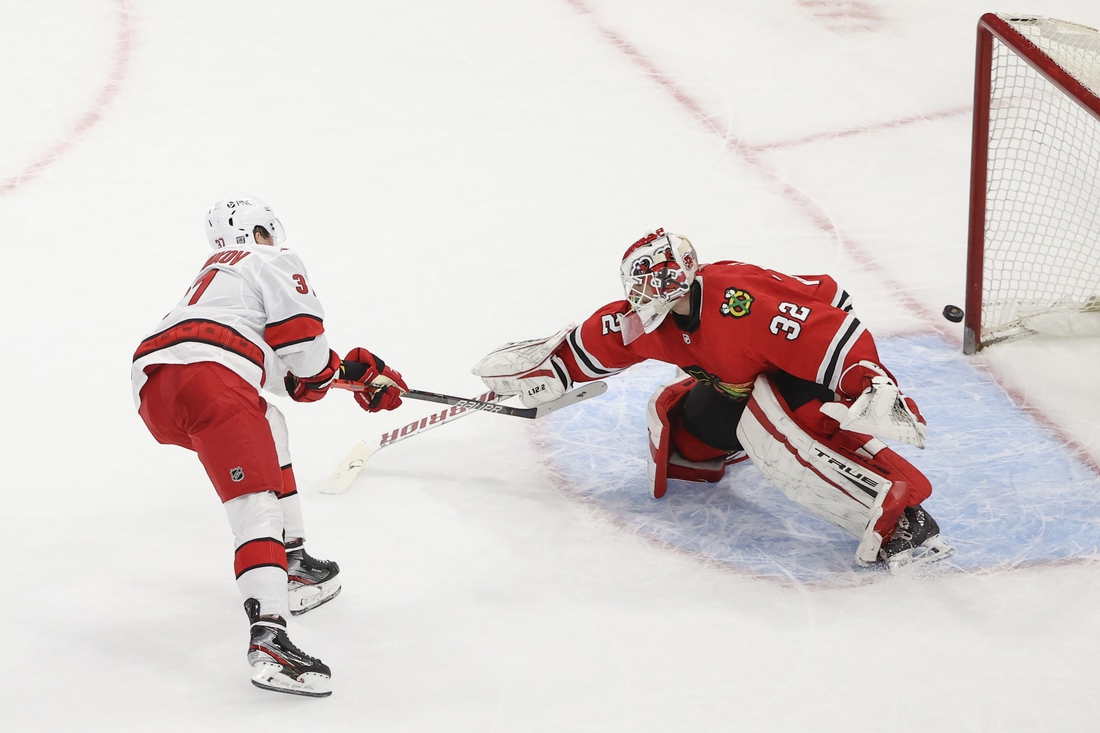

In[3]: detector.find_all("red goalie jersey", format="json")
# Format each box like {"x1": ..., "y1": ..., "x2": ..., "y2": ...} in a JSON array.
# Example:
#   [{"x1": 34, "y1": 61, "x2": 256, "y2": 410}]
[{"x1": 556, "y1": 261, "x2": 883, "y2": 402}]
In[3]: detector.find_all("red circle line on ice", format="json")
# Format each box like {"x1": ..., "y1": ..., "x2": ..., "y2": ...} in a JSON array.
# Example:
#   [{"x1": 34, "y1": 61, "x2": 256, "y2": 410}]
[{"x1": 0, "y1": 0, "x2": 135, "y2": 200}]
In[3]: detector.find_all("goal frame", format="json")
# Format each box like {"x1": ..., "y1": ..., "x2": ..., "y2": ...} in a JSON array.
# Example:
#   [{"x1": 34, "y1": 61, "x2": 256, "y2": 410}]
[{"x1": 965, "y1": 13, "x2": 1100, "y2": 354}]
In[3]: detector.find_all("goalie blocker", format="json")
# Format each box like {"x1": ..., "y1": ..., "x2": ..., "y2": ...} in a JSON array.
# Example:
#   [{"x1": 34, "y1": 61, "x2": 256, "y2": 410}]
[{"x1": 648, "y1": 372, "x2": 939, "y2": 566}]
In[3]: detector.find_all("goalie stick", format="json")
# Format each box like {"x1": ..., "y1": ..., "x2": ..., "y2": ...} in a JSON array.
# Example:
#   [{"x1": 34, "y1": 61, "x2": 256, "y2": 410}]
[{"x1": 323, "y1": 380, "x2": 608, "y2": 494}]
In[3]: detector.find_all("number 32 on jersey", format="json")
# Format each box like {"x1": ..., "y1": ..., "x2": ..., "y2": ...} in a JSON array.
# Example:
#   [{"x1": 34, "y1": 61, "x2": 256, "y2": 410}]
[{"x1": 770, "y1": 302, "x2": 811, "y2": 340}]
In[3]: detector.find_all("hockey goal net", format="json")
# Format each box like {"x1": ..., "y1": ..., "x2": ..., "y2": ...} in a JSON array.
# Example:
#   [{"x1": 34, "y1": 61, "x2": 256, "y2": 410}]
[{"x1": 965, "y1": 13, "x2": 1100, "y2": 353}]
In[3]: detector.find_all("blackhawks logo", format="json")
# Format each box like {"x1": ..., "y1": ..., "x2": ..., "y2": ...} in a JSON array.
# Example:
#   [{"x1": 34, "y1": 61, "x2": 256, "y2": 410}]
[
  {"x1": 720, "y1": 288, "x2": 753, "y2": 318},
  {"x1": 683, "y1": 365, "x2": 754, "y2": 400}
]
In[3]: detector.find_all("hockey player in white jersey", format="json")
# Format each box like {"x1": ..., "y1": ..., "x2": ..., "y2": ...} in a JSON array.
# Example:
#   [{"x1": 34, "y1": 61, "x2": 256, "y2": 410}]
[{"x1": 132, "y1": 196, "x2": 407, "y2": 697}]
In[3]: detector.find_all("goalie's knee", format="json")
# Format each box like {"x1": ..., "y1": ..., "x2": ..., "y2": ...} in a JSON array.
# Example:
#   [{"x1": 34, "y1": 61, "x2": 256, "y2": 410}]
[
  {"x1": 679, "y1": 382, "x2": 747, "y2": 455},
  {"x1": 671, "y1": 413, "x2": 731, "y2": 463},
  {"x1": 646, "y1": 378, "x2": 742, "y2": 498}
]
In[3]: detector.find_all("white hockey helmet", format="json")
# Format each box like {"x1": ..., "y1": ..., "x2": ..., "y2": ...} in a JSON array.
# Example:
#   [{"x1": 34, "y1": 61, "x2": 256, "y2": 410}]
[
  {"x1": 205, "y1": 196, "x2": 285, "y2": 250},
  {"x1": 620, "y1": 228, "x2": 699, "y2": 337}
]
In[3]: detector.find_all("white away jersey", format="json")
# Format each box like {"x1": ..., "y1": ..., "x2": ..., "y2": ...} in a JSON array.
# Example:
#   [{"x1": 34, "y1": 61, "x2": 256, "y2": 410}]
[{"x1": 131, "y1": 243, "x2": 332, "y2": 407}]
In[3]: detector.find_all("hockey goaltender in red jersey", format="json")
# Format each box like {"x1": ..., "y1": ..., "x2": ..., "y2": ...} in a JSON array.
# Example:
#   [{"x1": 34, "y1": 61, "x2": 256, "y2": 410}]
[
  {"x1": 473, "y1": 228, "x2": 953, "y2": 572},
  {"x1": 131, "y1": 197, "x2": 407, "y2": 697}
]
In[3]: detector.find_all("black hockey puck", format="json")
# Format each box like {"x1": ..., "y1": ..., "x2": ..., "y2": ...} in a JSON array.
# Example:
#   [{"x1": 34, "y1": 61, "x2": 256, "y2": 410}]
[{"x1": 942, "y1": 305, "x2": 964, "y2": 323}]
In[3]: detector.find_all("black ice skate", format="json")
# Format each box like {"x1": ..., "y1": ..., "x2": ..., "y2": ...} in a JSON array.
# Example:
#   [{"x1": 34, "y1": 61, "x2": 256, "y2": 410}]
[
  {"x1": 244, "y1": 598, "x2": 332, "y2": 698},
  {"x1": 878, "y1": 505, "x2": 954, "y2": 572},
  {"x1": 286, "y1": 539, "x2": 342, "y2": 616}
]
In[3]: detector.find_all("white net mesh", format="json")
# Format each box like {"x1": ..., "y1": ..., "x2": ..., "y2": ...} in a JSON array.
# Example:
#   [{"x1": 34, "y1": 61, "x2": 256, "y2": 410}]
[{"x1": 981, "y1": 15, "x2": 1100, "y2": 346}]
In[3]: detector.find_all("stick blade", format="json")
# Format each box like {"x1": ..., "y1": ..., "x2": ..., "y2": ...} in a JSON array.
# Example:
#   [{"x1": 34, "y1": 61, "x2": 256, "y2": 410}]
[
  {"x1": 321, "y1": 442, "x2": 376, "y2": 494},
  {"x1": 533, "y1": 381, "x2": 608, "y2": 418}
]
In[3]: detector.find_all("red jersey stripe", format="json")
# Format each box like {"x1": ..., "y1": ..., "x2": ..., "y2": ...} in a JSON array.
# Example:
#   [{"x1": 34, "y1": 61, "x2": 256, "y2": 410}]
[
  {"x1": 278, "y1": 465, "x2": 297, "y2": 498},
  {"x1": 133, "y1": 319, "x2": 264, "y2": 369},
  {"x1": 234, "y1": 537, "x2": 287, "y2": 578},
  {"x1": 264, "y1": 314, "x2": 324, "y2": 351}
]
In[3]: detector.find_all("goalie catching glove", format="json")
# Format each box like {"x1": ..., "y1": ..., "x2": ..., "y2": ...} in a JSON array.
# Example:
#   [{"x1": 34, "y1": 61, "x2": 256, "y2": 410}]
[
  {"x1": 822, "y1": 361, "x2": 927, "y2": 448},
  {"x1": 340, "y1": 347, "x2": 408, "y2": 412},
  {"x1": 471, "y1": 325, "x2": 575, "y2": 407}
]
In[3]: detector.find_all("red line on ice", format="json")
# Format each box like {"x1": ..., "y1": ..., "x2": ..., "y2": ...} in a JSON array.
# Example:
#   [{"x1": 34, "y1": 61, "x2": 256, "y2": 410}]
[
  {"x1": 562, "y1": 0, "x2": 947, "y2": 333},
  {"x1": 0, "y1": 0, "x2": 134, "y2": 199},
  {"x1": 752, "y1": 107, "x2": 971, "y2": 151}
]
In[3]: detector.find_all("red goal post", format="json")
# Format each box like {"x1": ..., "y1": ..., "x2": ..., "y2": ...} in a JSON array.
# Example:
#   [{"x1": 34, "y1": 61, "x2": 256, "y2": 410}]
[{"x1": 965, "y1": 13, "x2": 1100, "y2": 354}]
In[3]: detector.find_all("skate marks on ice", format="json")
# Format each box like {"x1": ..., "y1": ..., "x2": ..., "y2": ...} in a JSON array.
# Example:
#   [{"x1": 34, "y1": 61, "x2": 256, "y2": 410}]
[
  {"x1": 534, "y1": 335, "x2": 1100, "y2": 585},
  {"x1": 794, "y1": 1, "x2": 890, "y2": 35}
]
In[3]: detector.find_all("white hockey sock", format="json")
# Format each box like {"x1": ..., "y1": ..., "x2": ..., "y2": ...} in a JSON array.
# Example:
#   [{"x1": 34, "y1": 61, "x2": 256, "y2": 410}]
[
  {"x1": 278, "y1": 492, "x2": 305, "y2": 545},
  {"x1": 238, "y1": 567, "x2": 290, "y2": 620},
  {"x1": 226, "y1": 491, "x2": 290, "y2": 620}
]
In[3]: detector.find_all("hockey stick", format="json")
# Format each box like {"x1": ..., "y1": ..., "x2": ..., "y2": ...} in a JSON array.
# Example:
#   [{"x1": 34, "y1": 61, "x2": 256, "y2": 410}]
[
  {"x1": 322, "y1": 388, "x2": 502, "y2": 495},
  {"x1": 323, "y1": 380, "x2": 607, "y2": 494},
  {"x1": 330, "y1": 379, "x2": 608, "y2": 419}
]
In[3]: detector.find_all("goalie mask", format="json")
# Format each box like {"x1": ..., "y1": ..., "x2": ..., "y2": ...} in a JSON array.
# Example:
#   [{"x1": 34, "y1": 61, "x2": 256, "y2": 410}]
[
  {"x1": 206, "y1": 196, "x2": 286, "y2": 250},
  {"x1": 620, "y1": 228, "x2": 698, "y2": 340}
]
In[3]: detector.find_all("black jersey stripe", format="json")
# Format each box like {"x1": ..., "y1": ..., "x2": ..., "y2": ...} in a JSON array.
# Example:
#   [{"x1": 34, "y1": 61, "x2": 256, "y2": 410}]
[
  {"x1": 568, "y1": 327, "x2": 616, "y2": 377},
  {"x1": 821, "y1": 317, "x2": 861, "y2": 389}
]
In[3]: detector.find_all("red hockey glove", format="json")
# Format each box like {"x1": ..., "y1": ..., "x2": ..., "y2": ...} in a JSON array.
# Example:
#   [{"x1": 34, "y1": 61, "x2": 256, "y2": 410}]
[
  {"x1": 340, "y1": 347, "x2": 408, "y2": 412},
  {"x1": 285, "y1": 350, "x2": 342, "y2": 403}
]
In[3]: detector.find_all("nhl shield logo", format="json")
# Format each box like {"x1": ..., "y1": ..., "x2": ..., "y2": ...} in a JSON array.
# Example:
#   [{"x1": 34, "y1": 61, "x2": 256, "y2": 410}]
[{"x1": 230, "y1": 466, "x2": 245, "y2": 482}]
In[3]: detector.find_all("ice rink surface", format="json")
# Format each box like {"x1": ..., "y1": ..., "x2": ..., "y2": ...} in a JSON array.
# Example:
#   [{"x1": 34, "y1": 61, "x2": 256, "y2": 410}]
[{"x1": 3, "y1": 1, "x2": 1100, "y2": 730}]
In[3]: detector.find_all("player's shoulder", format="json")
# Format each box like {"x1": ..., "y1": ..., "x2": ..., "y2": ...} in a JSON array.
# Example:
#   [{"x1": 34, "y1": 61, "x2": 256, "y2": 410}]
[
  {"x1": 249, "y1": 244, "x2": 308, "y2": 272},
  {"x1": 698, "y1": 261, "x2": 778, "y2": 298},
  {"x1": 198, "y1": 243, "x2": 268, "y2": 270},
  {"x1": 699, "y1": 260, "x2": 769, "y2": 279},
  {"x1": 580, "y1": 300, "x2": 633, "y2": 339},
  {"x1": 698, "y1": 262, "x2": 787, "y2": 323},
  {"x1": 198, "y1": 244, "x2": 307, "y2": 281},
  {"x1": 270, "y1": 244, "x2": 306, "y2": 262}
]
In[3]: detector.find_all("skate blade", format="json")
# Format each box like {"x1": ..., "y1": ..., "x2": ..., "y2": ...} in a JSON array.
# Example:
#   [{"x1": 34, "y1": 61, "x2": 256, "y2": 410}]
[
  {"x1": 289, "y1": 580, "x2": 342, "y2": 616},
  {"x1": 251, "y1": 662, "x2": 332, "y2": 698},
  {"x1": 887, "y1": 535, "x2": 954, "y2": 574}
]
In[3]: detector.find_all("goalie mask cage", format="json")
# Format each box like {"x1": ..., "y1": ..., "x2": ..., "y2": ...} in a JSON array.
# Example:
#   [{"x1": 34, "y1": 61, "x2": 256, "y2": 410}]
[{"x1": 965, "y1": 13, "x2": 1100, "y2": 354}]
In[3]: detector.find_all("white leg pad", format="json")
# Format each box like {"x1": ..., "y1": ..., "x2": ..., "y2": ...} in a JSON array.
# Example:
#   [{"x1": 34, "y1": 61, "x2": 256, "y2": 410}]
[{"x1": 736, "y1": 375, "x2": 892, "y2": 565}]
